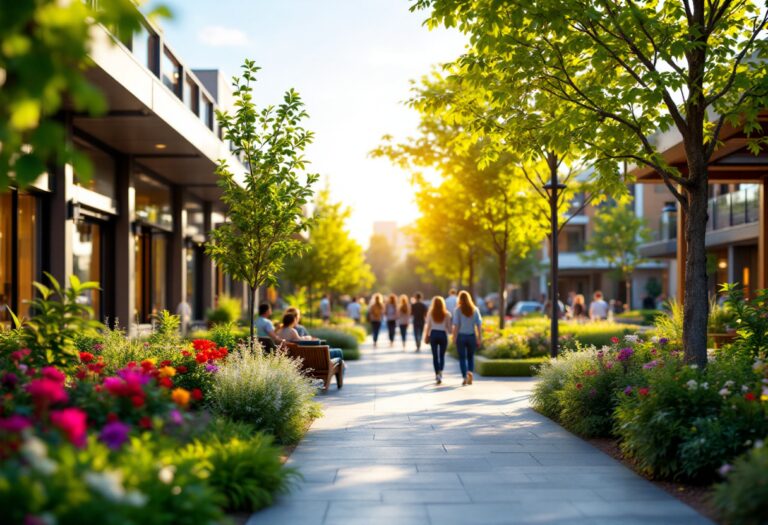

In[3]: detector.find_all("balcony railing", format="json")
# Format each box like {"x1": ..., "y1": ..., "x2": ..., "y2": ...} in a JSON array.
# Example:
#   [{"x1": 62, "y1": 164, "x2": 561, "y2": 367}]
[{"x1": 653, "y1": 185, "x2": 760, "y2": 242}]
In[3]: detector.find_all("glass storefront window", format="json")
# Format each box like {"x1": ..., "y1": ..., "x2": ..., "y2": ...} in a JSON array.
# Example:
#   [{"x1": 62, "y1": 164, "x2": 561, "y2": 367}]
[
  {"x1": 151, "y1": 234, "x2": 168, "y2": 317},
  {"x1": 161, "y1": 48, "x2": 181, "y2": 97},
  {"x1": 73, "y1": 139, "x2": 116, "y2": 199},
  {"x1": 72, "y1": 222, "x2": 102, "y2": 320},
  {"x1": 184, "y1": 200, "x2": 205, "y2": 238},
  {"x1": 186, "y1": 244, "x2": 200, "y2": 319},
  {"x1": 0, "y1": 194, "x2": 11, "y2": 325},
  {"x1": 135, "y1": 173, "x2": 173, "y2": 230}
]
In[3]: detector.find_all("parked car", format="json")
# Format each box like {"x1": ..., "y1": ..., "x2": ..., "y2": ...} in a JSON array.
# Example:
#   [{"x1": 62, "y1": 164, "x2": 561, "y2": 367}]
[{"x1": 510, "y1": 301, "x2": 543, "y2": 318}]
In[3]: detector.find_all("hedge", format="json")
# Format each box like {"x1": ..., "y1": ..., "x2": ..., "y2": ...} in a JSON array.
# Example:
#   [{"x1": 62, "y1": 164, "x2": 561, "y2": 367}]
[{"x1": 475, "y1": 356, "x2": 548, "y2": 377}]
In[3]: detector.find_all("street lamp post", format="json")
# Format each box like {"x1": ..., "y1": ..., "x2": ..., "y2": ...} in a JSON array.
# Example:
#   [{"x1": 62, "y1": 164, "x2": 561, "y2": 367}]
[{"x1": 544, "y1": 172, "x2": 566, "y2": 359}]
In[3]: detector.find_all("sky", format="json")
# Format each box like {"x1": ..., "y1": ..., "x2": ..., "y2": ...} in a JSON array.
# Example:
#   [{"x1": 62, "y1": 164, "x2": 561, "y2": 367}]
[{"x1": 152, "y1": 0, "x2": 466, "y2": 246}]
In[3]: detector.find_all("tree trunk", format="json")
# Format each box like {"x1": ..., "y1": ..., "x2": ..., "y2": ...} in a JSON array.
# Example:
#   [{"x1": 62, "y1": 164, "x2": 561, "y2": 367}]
[
  {"x1": 248, "y1": 285, "x2": 256, "y2": 350},
  {"x1": 498, "y1": 248, "x2": 507, "y2": 330},
  {"x1": 682, "y1": 165, "x2": 710, "y2": 368},
  {"x1": 467, "y1": 248, "x2": 475, "y2": 299}
]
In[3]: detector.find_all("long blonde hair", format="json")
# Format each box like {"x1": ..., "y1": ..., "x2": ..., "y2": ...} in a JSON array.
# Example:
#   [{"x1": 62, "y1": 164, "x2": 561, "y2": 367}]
[
  {"x1": 387, "y1": 293, "x2": 397, "y2": 305},
  {"x1": 429, "y1": 296, "x2": 448, "y2": 323},
  {"x1": 371, "y1": 293, "x2": 383, "y2": 306},
  {"x1": 398, "y1": 294, "x2": 410, "y2": 314},
  {"x1": 457, "y1": 290, "x2": 476, "y2": 317}
]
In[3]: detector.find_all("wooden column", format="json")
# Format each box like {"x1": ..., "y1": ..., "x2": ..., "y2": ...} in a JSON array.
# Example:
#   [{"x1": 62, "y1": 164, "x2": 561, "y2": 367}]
[
  {"x1": 759, "y1": 182, "x2": 768, "y2": 290},
  {"x1": 676, "y1": 198, "x2": 687, "y2": 302}
]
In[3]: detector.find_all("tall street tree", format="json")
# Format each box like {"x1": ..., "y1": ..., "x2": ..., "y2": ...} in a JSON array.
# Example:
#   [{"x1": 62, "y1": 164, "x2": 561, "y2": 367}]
[
  {"x1": 414, "y1": 0, "x2": 768, "y2": 366},
  {"x1": 283, "y1": 186, "x2": 375, "y2": 312},
  {"x1": 582, "y1": 203, "x2": 651, "y2": 310},
  {"x1": 206, "y1": 60, "x2": 318, "y2": 343}
]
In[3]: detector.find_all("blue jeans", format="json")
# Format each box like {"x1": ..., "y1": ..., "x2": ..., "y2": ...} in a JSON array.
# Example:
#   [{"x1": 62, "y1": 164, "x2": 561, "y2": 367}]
[
  {"x1": 456, "y1": 333, "x2": 477, "y2": 378},
  {"x1": 387, "y1": 320, "x2": 397, "y2": 342},
  {"x1": 429, "y1": 330, "x2": 447, "y2": 374},
  {"x1": 413, "y1": 323, "x2": 424, "y2": 350},
  {"x1": 371, "y1": 321, "x2": 382, "y2": 343},
  {"x1": 399, "y1": 324, "x2": 408, "y2": 344},
  {"x1": 329, "y1": 348, "x2": 343, "y2": 360}
]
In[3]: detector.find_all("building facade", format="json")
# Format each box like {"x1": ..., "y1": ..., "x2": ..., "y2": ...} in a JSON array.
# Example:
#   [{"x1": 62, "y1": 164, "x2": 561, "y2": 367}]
[{"x1": 0, "y1": 15, "x2": 246, "y2": 333}]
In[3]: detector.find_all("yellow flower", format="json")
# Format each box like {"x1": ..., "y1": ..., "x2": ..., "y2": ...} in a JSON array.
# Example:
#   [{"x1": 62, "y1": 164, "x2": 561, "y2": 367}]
[
  {"x1": 158, "y1": 366, "x2": 176, "y2": 378},
  {"x1": 171, "y1": 388, "x2": 190, "y2": 407}
]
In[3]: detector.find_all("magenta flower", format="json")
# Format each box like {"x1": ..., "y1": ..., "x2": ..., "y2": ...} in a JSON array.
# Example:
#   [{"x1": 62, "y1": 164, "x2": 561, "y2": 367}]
[
  {"x1": 624, "y1": 386, "x2": 633, "y2": 395},
  {"x1": 50, "y1": 408, "x2": 87, "y2": 447},
  {"x1": 168, "y1": 409, "x2": 184, "y2": 425},
  {"x1": 2, "y1": 372, "x2": 19, "y2": 389},
  {"x1": 26, "y1": 378, "x2": 68, "y2": 405},
  {"x1": 643, "y1": 360, "x2": 659, "y2": 370},
  {"x1": 617, "y1": 348, "x2": 634, "y2": 362},
  {"x1": 40, "y1": 366, "x2": 66, "y2": 384},
  {"x1": 204, "y1": 363, "x2": 219, "y2": 373},
  {"x1": 99, "y1": 421, "x2": 131, "y2": 450},
  {"x1": 0, "y1": 414, "x2": 32, "y2": 433}
]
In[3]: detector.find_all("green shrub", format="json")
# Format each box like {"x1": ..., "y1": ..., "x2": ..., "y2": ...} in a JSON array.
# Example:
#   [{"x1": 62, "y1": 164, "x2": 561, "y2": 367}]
[
  {"x1": 481, "y1": 335, "x2": 530, "y2": 359},
  {"x1": 531, "y1": 350, "x2": 604, "y2": 422},
  {"x1": 559, "y1": 322, "x2": 641, "y2": 350},
  {"x1": 177, "y1": 432, "x2": 296, "y2": 512},
  {"x1": 208, "y1": 348, "x2": 320, "y2": 444},
  {"x1": 722, "y1": 283, "x2": 768, "y2": 357},
  {"x1": 615, "y1": 309, "x2": 661, "y2": 325},
  {"x1": 714, "y1": 442, "x2": 768, "y2": 525},
  {"x1": 308, "y1": 328, "x2": 359, "y2": 350},
  {"x1": 653, "y1": 299, "x2": 683, "y2": 345},
  {"x1": 209, "y1": 322, "x2": 241, "y2": 351},
  {"x1": 205, "y1": 295, "x2": 242, "y2": 325},
  {"x1": 476, "y1": 357, "x2": 547, "y2": 377}
]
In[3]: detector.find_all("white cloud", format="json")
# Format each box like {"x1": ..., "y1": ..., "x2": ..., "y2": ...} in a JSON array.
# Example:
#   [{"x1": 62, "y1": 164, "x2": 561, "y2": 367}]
[{"x1": 198, "y1": 25, "x2": 250, "y2": 47}]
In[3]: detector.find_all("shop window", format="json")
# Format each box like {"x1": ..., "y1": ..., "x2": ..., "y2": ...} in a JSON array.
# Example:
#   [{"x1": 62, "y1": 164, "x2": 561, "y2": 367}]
[
  {"x1": 184, "y1": 199, "x2": 205, "y2": 238},
  {"x1": 135, "y1": 230, "x2": 169, "y2": 324},
  {"x1": 161, "y1": 48, "x2": 181, "y2": 97},
  {"x1": 72, "y1": 221, "x2": 103, "y2": 320},
  {"x1": 73, "y1": 139, "x2": 116, "y2": 200},
  {"x1": 135, "y1": 173, "x2": 173, "y2": 230},
  {"x1": 16, "y1": 194, "x2": 39, "y2": 319}
]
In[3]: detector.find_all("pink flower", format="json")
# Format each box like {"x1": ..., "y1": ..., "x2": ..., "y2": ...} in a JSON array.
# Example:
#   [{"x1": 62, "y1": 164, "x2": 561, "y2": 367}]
[
  {"x1": 639, "y1": 387, "x2": 650, "y2": 397},
  {"x1": 617, "y1": 348, "x2": 634, "y2": 362},
  {"x1": 643, "y1": 360, "x2": 659, "y2": 370},
  {"x1": 40, "y1": 366, "x2": 66, "y2": 384},
  {"x1": 10, "y1": 348, "x2": 31, "y2": 361},
  {"x1": 26, "y1": 378, "x2": 68, "y2": 405},
  {"x1": 49, "y1": 408, "x2": 87, "y2": 447},
  {"x1": 611, "y1": 337, "x2": 620, "y2": 344},
  {"x1": 0, "y1": 414, "x2": 32, "y2": 433}
]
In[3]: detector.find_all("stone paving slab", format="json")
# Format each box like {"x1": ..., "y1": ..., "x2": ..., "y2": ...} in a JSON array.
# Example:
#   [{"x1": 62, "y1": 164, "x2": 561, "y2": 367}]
[{"x1": 246, "y1": 336, "x2": 712, "y2": 525}]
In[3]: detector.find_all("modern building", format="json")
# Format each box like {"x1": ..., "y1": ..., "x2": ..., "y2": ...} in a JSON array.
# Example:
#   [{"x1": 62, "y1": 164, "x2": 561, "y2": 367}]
[
  {"x1": 634, "y1": 122, "x2": 766, "y2": 300},
  {"x1": 0, "y1": 13, "x2": 246, "y2": 333},
  {"x1": 527, "y1": 185, "x2": 668, "y2": 310}
]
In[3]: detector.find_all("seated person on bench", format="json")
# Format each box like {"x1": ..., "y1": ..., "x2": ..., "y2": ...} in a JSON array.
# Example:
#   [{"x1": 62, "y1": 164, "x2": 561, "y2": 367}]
[
  {"x1": 256, "y1": 303, "x2": 283, "y2": 344},
  {"x1": 276, "y1": 312, "x2": 344, "y2": 361}
]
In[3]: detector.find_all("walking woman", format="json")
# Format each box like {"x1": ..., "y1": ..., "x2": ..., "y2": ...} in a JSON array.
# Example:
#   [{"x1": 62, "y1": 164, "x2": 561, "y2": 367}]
[
  {"x1": 368, "y1": 293, "x2": 384, "y2": 348},
  {"x1": 411, "y1": 292, "x2": 427, "y2": 352},
  {"x1": 385, "y1": 293, "x2": 398, "y2": 347},
  {"x1": 424, "y1": 296, "x2": 451, "y2": 384},
  {"x1": 397, "y1": 294, "x2": 410, "y2": 349},
  {"x1": 451, "y1": 291, "x2": 483, "y2": 386}
]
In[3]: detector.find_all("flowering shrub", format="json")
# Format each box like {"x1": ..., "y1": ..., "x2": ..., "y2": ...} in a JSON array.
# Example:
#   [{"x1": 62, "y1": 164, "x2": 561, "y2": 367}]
[
  {"x1": 713, "y1": 440, "x2": 768, "y2": 525},
  {"x1": 208, "y1": 348, "x2": 320, "y2": 444}
]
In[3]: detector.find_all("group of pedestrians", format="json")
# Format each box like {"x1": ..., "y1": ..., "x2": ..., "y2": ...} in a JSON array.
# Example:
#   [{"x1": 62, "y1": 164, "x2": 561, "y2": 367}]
[{"x1": 367, "y1": 290, "x2": 483, "y2": 386}]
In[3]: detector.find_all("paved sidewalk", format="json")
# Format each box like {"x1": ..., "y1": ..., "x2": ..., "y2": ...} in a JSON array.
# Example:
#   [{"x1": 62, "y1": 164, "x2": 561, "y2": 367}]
[{"x1": 247, "y1": 337, "x2": 711, "y2": 525}]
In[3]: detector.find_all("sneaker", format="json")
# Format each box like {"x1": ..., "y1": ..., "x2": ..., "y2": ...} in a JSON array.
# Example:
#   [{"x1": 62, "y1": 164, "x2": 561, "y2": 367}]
[
  {"x1": 436, "y1": 375, "x2": 441, "y2": 385},
  {"x1": 467, "y1": 371, "x2": 474, "y2": 385}
]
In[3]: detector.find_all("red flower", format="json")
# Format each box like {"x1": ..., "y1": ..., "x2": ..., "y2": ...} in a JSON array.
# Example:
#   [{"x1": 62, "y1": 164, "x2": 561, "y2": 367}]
[
  {"x1": 575, "y1": 383, "x2": 583, "y2": 390},
  {"x1": 106, "y1": 412, "x2": 119, "y2": 422},
  {"x1": 131, "y1": 395, "x2": 145, "y2": 408},
  {"x1": 126, "y1": 361, "x2": 137, "y2": 368},
  {"x1": 181, "y1": 350, "x2": 191, "y2": 358},
  {"x1": 176, "y1": 365, "x2": 188, "y2": 374},
  {"x1": 75, "y1": 368, "x2": 88, "y2": 381},
  {"x1": 192, "y1": 339, "x2": 216, "y2": 352},
  {"x1": 50, "y1": 408, "x2": 87, "y2": 447},
  {"x1": 159, "y1": 377, "x2": 173, "y2": 389},
  {"x1": 639, "y1": 387, "x2": 650, "y2": 397},
  {"x1": 79, "y1": 352, "x2": 95, "y2": 363},
  {"x1": 744, "y1": 392, "x2": 756, "y2": 402},
  {"x1": 139, "y1": 416, "x2": 152, "y2": 430},
  {"x1": 140, "y1": 359, "x2": 155, "y2": 371},
  {"x1": 160, "y1": 360, "x2": 172, "y2": 367},
  {"x1": 191, "y1": 388, "x2": 203, "y2": 401},
  {"x1": 195, "y1": 353, "x2": 208, "y2": 364},
  {"x1": 611, "y1": 337, "x2": 620, "y2": 344}
]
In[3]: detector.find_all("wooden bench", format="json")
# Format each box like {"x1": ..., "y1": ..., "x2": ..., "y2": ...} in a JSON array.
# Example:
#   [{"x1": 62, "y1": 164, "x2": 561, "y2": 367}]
[
  {"x1": 258, "y1": 336, "x2": 278, "y2": 353},
  {"x1": 283, "y1": 342, "x2": 343, "y2": 391}
]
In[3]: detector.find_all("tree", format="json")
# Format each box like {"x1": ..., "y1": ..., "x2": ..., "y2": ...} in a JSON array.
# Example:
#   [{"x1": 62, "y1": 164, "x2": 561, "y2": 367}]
[
  {"x1": 0, "y1": 0, "x2": 169, "y2": 190},
  {"x1": 283, "y1": 186, "x2": 375, "y2": 312},
  {"x1": 206, "y1": 60, "x2": 318, "y2": 343},
  {"x1": 414, "y1": 0, "x2": 768, "y2": 366},
  {"x1": 365, "y1": 234, "x2": 397, "y2": 287},
  {"x1": 582, "y1": 203, "x2": 651, "y2": 310}
]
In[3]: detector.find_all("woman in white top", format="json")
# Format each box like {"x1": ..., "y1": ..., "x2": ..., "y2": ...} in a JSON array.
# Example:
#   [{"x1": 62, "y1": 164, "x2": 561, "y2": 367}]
[
  {"x1": 276, "y1": 312, "x2": 312, "y2": 342},
  {"x1": 424, "y1": 296, "x2": 452, "y2": 385},
  {"x1": 385, "y1": 294, "x2": 398, "y2": 347},
  {"x1": 397, "y1": 294, "x2": 411, "y2": 350}
]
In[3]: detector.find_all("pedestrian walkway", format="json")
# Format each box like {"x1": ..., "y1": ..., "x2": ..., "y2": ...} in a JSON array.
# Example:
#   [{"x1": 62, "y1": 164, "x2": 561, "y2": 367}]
[{"x1": 246, "y1": 336, "x2": 712, "y2": 525}]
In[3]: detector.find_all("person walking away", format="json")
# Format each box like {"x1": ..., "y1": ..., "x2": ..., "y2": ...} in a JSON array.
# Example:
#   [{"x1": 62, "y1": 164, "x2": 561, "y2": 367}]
[
  {"x1": 452, "y1": 291, "x2": 483, "y2": 386},
  {"x1": 385, "y1": 293, "x2": 398, "y2": 347},
  {"x1": 397, "y1": 294, "x2": 411, "y2": 350},
  {"x1": 319, "y1": 294, "x2": 331, "y2": 323},
  {"x1": 589, "y1": 291, "x2": 609, "y2": 321},
  {"x1": 411, "y1": 292, "x2": 428, "y2": 352},
  {"x1": 346, "y1": 297, "x2": 362, "y2": 323},
  {"x1": 368, "y1": 294, "x2": 385, "y2": 348},
  {"x1": 445, "y1": 289, "x2": 458, "y2": 316},
  {"x1": 424, "y1": 296, "x2": 452, "y2": 384},
  {"x1": 571, "y1": 294, "x2": 586, "y2": 323}
]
